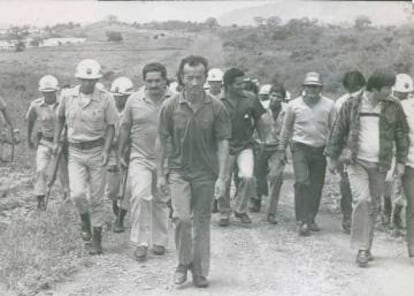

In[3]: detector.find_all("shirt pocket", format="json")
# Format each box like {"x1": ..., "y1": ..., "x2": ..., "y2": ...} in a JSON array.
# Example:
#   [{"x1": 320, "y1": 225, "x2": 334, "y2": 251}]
[{"x1": 89, "y1": 109, "x2": 105, "y2": 130}]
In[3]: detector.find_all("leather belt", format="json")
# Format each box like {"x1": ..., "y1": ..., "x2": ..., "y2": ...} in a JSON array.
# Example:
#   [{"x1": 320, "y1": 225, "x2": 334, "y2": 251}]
[{"x1": 69, "y1": 138, "x2": 105, "y2": 150}]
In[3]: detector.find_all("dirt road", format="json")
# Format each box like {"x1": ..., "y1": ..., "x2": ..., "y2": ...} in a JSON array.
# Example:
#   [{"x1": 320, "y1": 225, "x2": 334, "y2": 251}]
[{"x1": 33, "y1": 165, "x2": 413, "y2": 296}]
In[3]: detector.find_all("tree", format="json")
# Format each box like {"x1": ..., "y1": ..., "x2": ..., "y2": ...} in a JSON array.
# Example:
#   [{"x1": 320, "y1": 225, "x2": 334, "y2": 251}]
[
  {"x1": 253, "y1": 16, "x2": 266, "y2": 27},
  {"x1": 106, "y1": 31, "x2": 123, "y2": 42},
  {"x1": 105, "y1": 14, "x2": 119, "y2": 24},
  {"x1": 266, "y1": 16, "x2": 282, "y2": 28},
  {"x1": 7, "y1": 26, "x2": 29, "y2": 52},
  {"x1": 354, "y1": 15, "x2": 371, "y2": 30},
  {"x1": 205, "y1": 17, "x2": 219, "y2": 30}
]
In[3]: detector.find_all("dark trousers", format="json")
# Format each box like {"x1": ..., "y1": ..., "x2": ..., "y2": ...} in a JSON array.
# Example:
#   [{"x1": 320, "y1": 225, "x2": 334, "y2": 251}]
[
  {"x1": 339, "y1": 163, "x2": 353, "y2": 221},
  {"x1": 402, "y1": 166, "x2": 414, "y2": 256},
  {"x1": 291, "y1": 142, "x2": 326, "y2": 224}
]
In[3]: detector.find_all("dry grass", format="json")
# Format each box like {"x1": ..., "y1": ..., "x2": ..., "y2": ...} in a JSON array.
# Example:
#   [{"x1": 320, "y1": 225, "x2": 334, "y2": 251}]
[{"x1": 0, "y1": 204, "x2": 92, "y2": 296}]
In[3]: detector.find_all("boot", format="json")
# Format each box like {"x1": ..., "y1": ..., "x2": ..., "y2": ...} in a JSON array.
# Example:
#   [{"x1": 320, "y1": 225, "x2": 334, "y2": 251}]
[
  {"x1": 249, "y1": 198, "x2": 261, "y2": 213},
  {"x1": 112, "y1": 200, "x2": 120, "y2": 216},
  {"x1": 393, "y1": 204, "x2": 404, "y2": 229},
  {"x1": 36, "y1": 195, "x2": 46, "y2": 211},
  {"x1": 80, "y1": 213, "x2": 92, "y2": 242},
  {"x1": 89, "y1": 227, "x2": 103, "y2": 255},
  {"x1": 113, "y1": 209, "x2": 127, "y2": 233}
]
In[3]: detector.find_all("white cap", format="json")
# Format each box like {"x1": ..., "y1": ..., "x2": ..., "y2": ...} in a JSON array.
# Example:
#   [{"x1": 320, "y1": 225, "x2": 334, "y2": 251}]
[
  {"x1": 110, "y1": 77, "x2": 134, "y2": 96},
  {"x1": 393, "y1": 73, "x2": 414, "y2": 93},
  {"x1": 207, "y1": 68, "x2": 224, "y2": 82},
  {"x1": 303, "y1": 72, "x2": 323, "y2": 86},
  {"x1": 259, "y1": 84, "x2": 272, "y2": 95},
  {"x1": 38, "y1": 75, "x2": 59, "y2": 92},
  {"x1": 75, "y1": 59, "x2": 102, "y2": 80}
]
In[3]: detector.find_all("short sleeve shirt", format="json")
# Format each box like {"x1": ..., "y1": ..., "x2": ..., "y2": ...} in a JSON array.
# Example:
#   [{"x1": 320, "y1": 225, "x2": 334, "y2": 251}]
[
  {"x1": 25, "y1": 97, "x2": 59, "y2": 138},
  {"x1": 158, "y1": 92, "x2": 231, "y2": 178},
  {"x1": 220, "y1": 91, "x2": 265, "y2": 154},
  {"x1": 122, "y1": 89, "x2": 174, "y2": 167},
  {"x1": 58, "y1": 85, "x2": 117, "y2": 143}
]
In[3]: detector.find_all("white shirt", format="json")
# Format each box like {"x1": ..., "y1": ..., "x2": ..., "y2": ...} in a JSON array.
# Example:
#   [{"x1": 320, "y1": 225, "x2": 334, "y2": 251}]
[
  {"x1": 357, "y1": 92, "x2": 381, "y2": 163},
  {"x1": 401, "y1": 99, "x2": 414, "y2": 168}
]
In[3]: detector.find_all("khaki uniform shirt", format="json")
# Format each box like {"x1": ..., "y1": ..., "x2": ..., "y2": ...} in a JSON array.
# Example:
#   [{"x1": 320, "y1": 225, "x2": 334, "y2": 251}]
[
  {"x1": 25, "y1": 97, "x2": 59, "y2": 138},
  {"x1": 58, "y1": 85, "x2": 117, "y2": 143}
]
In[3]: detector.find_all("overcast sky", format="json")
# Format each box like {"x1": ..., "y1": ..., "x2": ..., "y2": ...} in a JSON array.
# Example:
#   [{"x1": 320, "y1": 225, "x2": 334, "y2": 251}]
[{"x1": 0, "y1": 1, "x2": 412, "y2": 27}]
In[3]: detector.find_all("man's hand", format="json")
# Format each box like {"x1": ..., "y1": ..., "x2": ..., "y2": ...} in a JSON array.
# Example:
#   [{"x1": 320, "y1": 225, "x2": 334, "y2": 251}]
[
  {"x1": 327, "y1": 157, "x2": 338, "y2": 174},
  {"x1": 214, "y1": 177, "x2": 226, "y2": 200},
  {"x1": 101, "y1": 151, "x2": 109, "y2": 166},
  {"x1": 395, "y1": 163, "x2": 405, "y2": 177},
  {"x1": 52, "y1": 143, "x2": 60, "y2": 155},
  {"x1": 157, "y1": 174, "x2": 169, "y2": 196}
]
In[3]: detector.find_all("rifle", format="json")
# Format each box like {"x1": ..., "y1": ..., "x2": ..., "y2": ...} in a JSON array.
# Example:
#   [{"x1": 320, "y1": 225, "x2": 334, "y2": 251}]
[
  {"x1": 44, "y1": 127, "x2": 67, "y2": 209},
  {"x1": 116, "y1": 146, "x2": 130, "y2": 219}
]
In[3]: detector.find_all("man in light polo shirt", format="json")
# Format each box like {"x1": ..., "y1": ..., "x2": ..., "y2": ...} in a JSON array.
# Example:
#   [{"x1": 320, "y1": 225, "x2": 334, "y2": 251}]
[
  {"x1": 158, "y1": 55, "x2": 230, "y2": 288},
  {"x1": 26, "y1": 75, "x2": 69, "y2": 210},
  {"x1": 54, "y1": 59, "x2": 117, "y2": 255},
  {"x1": 278, "y1": 72, "x2": 335, "y2": 236},
  {"x1": 118, "y1": 63, "x2": 172, "y2": 262},
  {"x1": 327, "y1": 69, "x2": 409, "y2": 267}
]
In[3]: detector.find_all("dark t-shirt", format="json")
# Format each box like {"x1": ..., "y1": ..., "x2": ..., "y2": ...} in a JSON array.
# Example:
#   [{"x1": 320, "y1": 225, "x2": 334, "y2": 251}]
[
  {"x1": 158, "y1": 92, "x2": 231, "y2": 178},
  {"x1": 221, "y1": 91, "x2": 265, "y2": 154}
]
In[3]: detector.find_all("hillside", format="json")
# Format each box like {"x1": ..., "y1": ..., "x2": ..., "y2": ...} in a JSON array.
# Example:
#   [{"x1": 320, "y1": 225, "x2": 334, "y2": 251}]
[{"x1": 219, "y1": 20, "x2": 414, "y2": 98}]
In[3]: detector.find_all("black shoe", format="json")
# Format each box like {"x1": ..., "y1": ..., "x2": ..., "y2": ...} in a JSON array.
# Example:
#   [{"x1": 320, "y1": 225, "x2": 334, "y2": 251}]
[
  {"x1": 36, "y1": 195, "x2": 46, "y2": 211},
  {"x1": 80, "y1": 213, "x2": 92, "y2": 242},
  {"x1": 356, "y1": 250, "x2": 369, "y2": 267},
  {"x1": 267, "y1": 214, "x2": 278, "y2": 225},
  {"x1": 193, "y1": 275, "x2": 209, "y2": 288},
  {"x1": 174, "y1": 264, "x2": 188, "y2": 285},
  {"x1": 249, "y1": 198, "x2": 261, "y2": 213},
  {"x1": 152, "y1": 245, "x2": 165, "y2": 256},
  {"x1": 298, "y1": 223, "x2": 310, "y2": 236},
  {"x1": 113, "y1": 209, "x2": 127, "y2": 233},
  {"x1": 89, "y1": 227, "x2": 103, "y2": 255},
  {"x1": 212, "y1": 199, "x2": 218, "y2": 213},
  {"x1": 134, "y1": 246, "x2": 148, "y2": 262},
  {"x1": 234, "y1": 212, "x2": 252, "y2": 224},
  {"x1": 218, "y1": 216, "x2": 230, "y2": 227},
  {"x1": 309, "y1": 221, "x2": 320, "y2": 232}
]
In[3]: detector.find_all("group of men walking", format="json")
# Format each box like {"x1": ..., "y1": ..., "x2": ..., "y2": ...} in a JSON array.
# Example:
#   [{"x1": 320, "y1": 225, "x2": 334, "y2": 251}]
[{"x1": 21, "y1": 54, "x2": 414, "y2": 288}]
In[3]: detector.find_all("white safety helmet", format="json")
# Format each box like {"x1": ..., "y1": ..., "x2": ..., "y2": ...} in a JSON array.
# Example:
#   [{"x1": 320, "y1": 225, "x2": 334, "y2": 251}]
[
  {"x1": 259, "y1": 84, "x2": 272, "y2": 95},
  {"x1": 110, "y1": 77, "x2": 134, "y2": 96},
  {"x1": 75, "y1": 59, "x2": 102, "y2": 80},
  {"x1": 303, "y1": 72, "x2": 323, "y2": 86},
  {"x1": 393, "y1": 73, "x2": 414, "y2": 93},
  {"x1": 38, "y1": 75, "x2": 59, "y2": 92},
  {"x1": 207, "y1": 68, "x2": 224, "y2": 82}
]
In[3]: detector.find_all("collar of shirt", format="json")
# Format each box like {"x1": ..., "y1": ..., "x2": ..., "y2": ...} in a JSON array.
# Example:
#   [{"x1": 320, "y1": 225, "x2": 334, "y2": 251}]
[
  {"x1": 178, "y1": 90, "x2": 212, "y2": 106},
  {"x1": 136, "y1": 88, "x2": 173, "y2": 105},
  {"x1": 39, "y1": 97, "x2": 59, "y2": 108}
]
